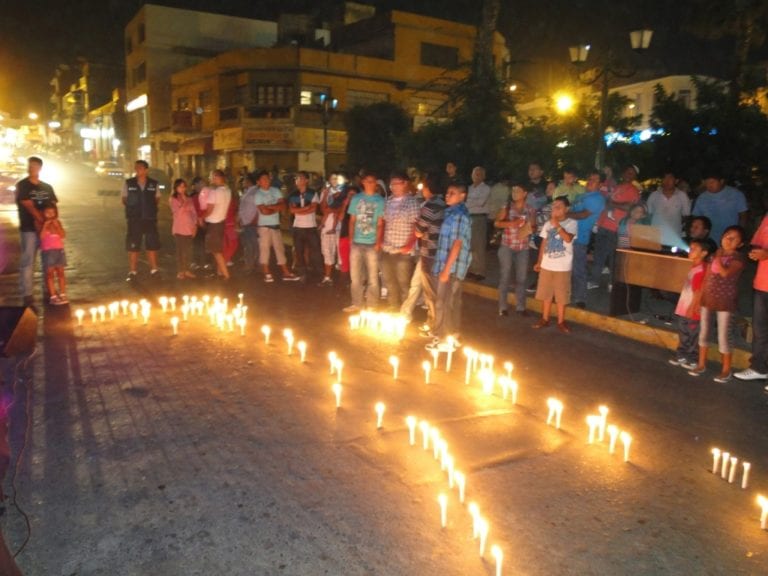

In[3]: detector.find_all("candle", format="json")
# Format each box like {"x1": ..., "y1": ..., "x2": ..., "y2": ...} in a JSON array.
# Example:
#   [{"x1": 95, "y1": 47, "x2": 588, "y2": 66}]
[
  {"x1": 446, "y1": 455, "x2": 455, "y2": 487},
  {"x1": 420, "y1": 420, "x2": 430, "y2": 450},
  {"x1": 169, "y1": 297, "x2": 176, "y2": 312},
  {"x1": 742, "y1": 462, "x2": 751, "y2": 490},
  {"x1": 226, "y1": 314, "x2": 234, "y2": 332},
  {"x1": 422, "y1": 360, "x2": 431, "y2": 384},
  {"x1": 620, "y1": 431, "x2": 632, "y2": 462},
  {"x1": 75, "y1": 309, "x2": 85, "y2": 326},
  {"x1": 170, "y1": 316, "x2": 179, "y2": 336},
  {"x1": 431, "y1": 348, "x2": 439, "y2": 370},
  {"x1": 491, "y1": 545, "x2": 503, "y2": 576},
  {"x1": 608, "y1": 425, "x2": 620, "y2": 454},
  {"x1": 431, "y1": 429, "x2": 441, "y2": 459},
  {"x1": 454, "y1": 471, "x2": 466, "y2": 503},
  {"x1": 141, "y1": 307, "x2": 150, "y2": 325},
  {"x1": 238, "y1": 292, "x2": 244, "y2": 307},
  {"x1": 332, "y1": 383, "x2": 342, "y2": 409},
  {"x1": 328, "y1": 351, "x2": 338, "y2": 374},
  {"x1": 283, "y1": 329, "x2": 294, "y2": 355},
  {"x1": 439, "y1": 440, "x2": 449, "y2": 469},
  {"x1": 389, "y1": 356, "x2": 399, "y2": 380},
  {"x1": 721, "y1": 452, "x2": 731, "y2": 480},
  {"x1": 480, "y1": 369, "x2": 494, "y2": 395},
  {"x1": 261, "y1": 325, "x2": 271, "y2": 345},
  {"x1": 98, "y1": 305, "x2": 106, "y2": 322},
  {"x1": 478, "y1": 518, "x2": 489, "y2": 557},
  {"x1": 464, "y1": 347, "x2": 474, "y2": 385},
  {"x1": 405, "y1": 416, "x2": 417, "y2": 446},
  {"x1": 181, "y1": 304, "x2": 189, "y2": 321},
  {"x1": 598, "y1": 405, "x2": 609, "y2": 442},
  {"x1": 728, "y1": 456, "x2": 739, "y2": 484},
  {"x1": 108, "y1": 302, "x2": 118, "y2": 319},
  {"x1": 238, "y1": 317, "x2": 246, "y2": 336},
  {"x1": 375, "y1": 402, "x2": 386, "y2": 429},
  {"x1": 438, "y1": 493, "x2": 448, "y2": 528},
  {"x1": 498, "y1": 376, "x2": 509, "y2": 400},
  {"x1": 129, "y1": 303, "x2": 138, "y2": 319},
  {"x1": 503, "y1": 361, "x2": 513, "y2": 379},
  {"x1": 758, "y1": 495, "x2": 768, "y2": 530},
  {"x1": 586, "y1": 415, "x2": 599, "y2": 444},
  {"x1": 546, "y1": 398, "x2": 556, "y2": 426},
  {"x1": 335, "y1": 360, "x2": 344, "y2": 384},
  {"x1": 159, "y1": 296, "x2": 168, "y2": 313},
  {"x1": 711, "y1": 448, "x2": 721, "y2": 474},
  {"x1": 297, "y1": 341, "x2": 307, "y2": 362},
  {"x1": 445, "y1": 337, "x2": 455, "y2": 372},
  {"x1": 510, "y1": 379, "x2": 519, "y2": 406},
  {"x1": 120, "y1": 300, "x2": 129, "y2": 316},
  {"x1": 468, "y1": 503, "x2": 480, "y2": 538}
]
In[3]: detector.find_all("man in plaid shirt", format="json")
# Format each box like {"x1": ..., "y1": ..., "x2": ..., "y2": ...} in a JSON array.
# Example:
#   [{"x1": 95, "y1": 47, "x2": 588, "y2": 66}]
[{"x1": 427, "y1": 182, "x2": 472, "y2": 351}]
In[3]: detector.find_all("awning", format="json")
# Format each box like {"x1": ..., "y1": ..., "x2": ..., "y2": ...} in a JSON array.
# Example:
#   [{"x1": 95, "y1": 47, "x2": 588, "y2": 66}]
[{"x1": 178, "y1": 136, "x2": 213, "y2": 156}]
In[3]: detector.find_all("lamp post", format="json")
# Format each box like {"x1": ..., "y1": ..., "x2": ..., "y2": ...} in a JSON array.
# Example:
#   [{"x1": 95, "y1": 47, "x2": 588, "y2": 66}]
[
  {"x1": 569, "y1": 29, "x2": 653, "y2": 169},
  {"x1": 315, "y1": 92, "x2": 338, "y2": 178}
]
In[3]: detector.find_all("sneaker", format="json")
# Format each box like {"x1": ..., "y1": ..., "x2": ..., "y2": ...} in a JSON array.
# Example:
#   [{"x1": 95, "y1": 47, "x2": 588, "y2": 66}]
[
  {"x1": 126, "y1": 271, "x2": 138, "y2": 282},
  {"x1": 525, "y1": 284, "x2": 537, "y2": 294},
  {"x1": 264, "y1": 274, "x2": 275, "y2": 283},
  {"x1": 380, "y1": 287, "x2": 388, "y2": 299},
  {"x1": 342, "y1": 305, "x2": 360, "y2": 313},
  {"x1": 426, "y1": 338, "x2": 456, "y2": 353},
  {"x1": 587, "y1": 282, "x2": 600, "y2": 290},
  {"x1": 150, "y1": 268, "x2": 160, "y2": 277},
  {"x1": 602, "y1": 266, "x2": 610, "y2": 275},
  {"x1": 734, "y1": 368, "x2": 768, "y2": 381},
  {"x1": 49, "y1": 295, "x2": 62, "y2": 305},
  {"x1": 499, "y1": 309, "x2": 509, "y2": 317},
  {"x1": 668, "y1": 357, "x2": 688, "y2": 367},
  {"x1": 58, "y1": 293, "x2": 69, "y2": 304},
  {"x1": 532, "y1": 318, "x2": 550, "y2": 329},
  {"x1": 680, "y1": 361, "x2": 698, "y2": 371},
  {"x1": 282, "y1": 273, "x2": 301, "y2": 282},
  {"x1": 688, "y1": 366, "x2": 706, "y2": 376},
  {"x1": 318, "y1": 277, "x2": 333, "y2": 286},
  {"x1": 557, "y1": 322, "x2": 571, "y2": 334},
  {"x1": 713, "y1": 373, "x2": 732, "y2": 384}
]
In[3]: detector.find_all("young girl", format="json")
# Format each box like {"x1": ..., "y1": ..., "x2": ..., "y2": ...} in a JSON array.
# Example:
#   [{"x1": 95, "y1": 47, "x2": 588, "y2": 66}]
[
  {"x1": 169, "y1": 178, "x2": 198, "y2": 279},
  {"x1": 617, "y1": 203, "x2": 648, "y2": 248},
  {"x1": 40, "y1": 203, "x2": 68, "y2": 305},
  {"x1": 689, "y1": 225, "x2": 746, "y2": 382}
]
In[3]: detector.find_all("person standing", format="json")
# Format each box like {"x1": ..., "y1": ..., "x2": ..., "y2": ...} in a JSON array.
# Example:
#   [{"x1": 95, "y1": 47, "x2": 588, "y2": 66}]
[
  {"x1": 647, "y1": 170, "x2": 691, "y2": 247},
  {"x1": 253, "y1": 170, "x2": 299, "y2": 283},
  {"x1": 553, "y1": 166, "x2": 585, "y2": 204},
  {"x1": 344, "y1": 172, "x2": 385, "y2": 312},
  {"x1": 238, "y1": 173, "x2": 260, "y2": 274},
  {"x1": 199, "y1": 169, "x2": 232, "y2": 280},
  {"x1": 426, "y1": 183, "x2": 472, "y2": 350},
  {"x1": 380, "y1": 171, "x2": 421, "y2": 310},
  {"x1": 692, "y1": 170, "x2": 748, "y2": 243},
  {"x1": 466, "y1": 166, "x2": 491, "y2": 280},
  {"x1": 288, "y1": 171, "x2": 322, "y2": 280},
  {"x1": 568, "y1": 170, "x2": 606, "y2": 308},
  {"x1": 15, "y1": 156, "x2": 57, "y2": 305},
  {"x1": 318, "y1": 174, "x2": 348, "y2": 286},
  {"x1": 123, "y1": 160, "x2": 160, "y2": 282},
  {"x1": 169, "y1": 178, "x2": 198, "y2": 279}
]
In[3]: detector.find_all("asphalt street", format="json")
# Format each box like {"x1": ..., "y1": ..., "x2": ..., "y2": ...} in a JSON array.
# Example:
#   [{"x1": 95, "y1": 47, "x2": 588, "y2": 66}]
[{"x1": 1, "y1": 158, "x2": 767, "y2": 575}]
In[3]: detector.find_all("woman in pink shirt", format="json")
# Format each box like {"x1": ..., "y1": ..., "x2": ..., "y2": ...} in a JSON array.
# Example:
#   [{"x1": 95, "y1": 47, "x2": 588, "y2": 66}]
[{"x1": 169, "y1": 179, "x2": 198, "y2": 279}]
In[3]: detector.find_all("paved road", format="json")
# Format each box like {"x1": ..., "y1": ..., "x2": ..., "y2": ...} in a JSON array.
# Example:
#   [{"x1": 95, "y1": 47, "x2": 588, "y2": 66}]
[{"x1": 1, "y1": 158, "x2": 768, "y2": 575}]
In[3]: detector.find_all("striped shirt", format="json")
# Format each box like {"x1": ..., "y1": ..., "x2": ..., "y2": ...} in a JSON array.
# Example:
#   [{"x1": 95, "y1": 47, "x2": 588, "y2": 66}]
[
  {"x1": 433, "y1": 202, "x2": 472, "y2": 280},
  {"x1": 415, "y1": 196, "x2": 446, "y2": 258}
]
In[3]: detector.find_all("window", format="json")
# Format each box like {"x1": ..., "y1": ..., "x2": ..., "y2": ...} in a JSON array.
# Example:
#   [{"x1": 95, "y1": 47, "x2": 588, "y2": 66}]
[
  {"x1": 300, "y1": 86, "x2": 329, "y2": 106},
  {"x1": 177, "y1": 97, "x2": 190, "y2": 111},
  {"x1": 678, "y1": 89, "x2": 691, "y2": 109},
  {"x1": 125, "y1": 35, "x2": 133, "y2": 55},
  {"x1": 408, "y1": 97, "x2": 443, "y2": 117},
  {"x1": 252, "y1": 85, "x2": 294, "y2": 106},
  {"x1": 138, "y1": 23, "x2": 146, "y2": 44},
  {"x1": 133, "y1": 62, "x2": 146, "y2": 86},
  {"x1": 346, "y1": 90, "x2": 388, "y2": 108},
  {"x1": 198, "y1": 90, "x2": 212, "y2": 112},
  {"x1": 420, "y1": 42, "x2": 459, "y2": 68}
]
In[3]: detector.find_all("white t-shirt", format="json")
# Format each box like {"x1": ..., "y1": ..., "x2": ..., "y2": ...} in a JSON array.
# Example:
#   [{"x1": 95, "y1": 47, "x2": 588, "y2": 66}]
[
  {"x1": 201, "y1": 185, "x2": 231, "y2": 224},
  {"x1": 647, "y1": 188, "x2": 691, "y2": 245},
  {"x1": 539, "y1": 218, "x2": 578, "y2": 271}
]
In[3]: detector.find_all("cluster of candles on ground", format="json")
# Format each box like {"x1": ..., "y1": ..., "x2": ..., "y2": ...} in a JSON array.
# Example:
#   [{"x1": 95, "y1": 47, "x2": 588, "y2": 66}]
[
  {"x1": 348, "y1": 311, "x2": 408, "y2": 341},
  {"x1": 73, "y1": 293, "x2": 251, "y2": 336},
  {"x1": 710, "y1": 448, "x2": 766, "y2": 530}
]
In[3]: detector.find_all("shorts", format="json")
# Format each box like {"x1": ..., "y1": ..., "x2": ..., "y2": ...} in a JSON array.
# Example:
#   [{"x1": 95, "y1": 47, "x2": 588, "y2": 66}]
[
  {"x1": 42, "y1": 249, "x2": 67, "y2": 268},
  {"x1": 535, "y1": 268, "x2": 571, "y2": 304},
  {"x1": 321, "y1": 231, "x2": 338, "y2": 266},
  {"x1": 126, "y1": 219, "x2": 160, "y2": 252},
  {"x1": 205, "y1": 221, "x2": 225, "y2": 254}
]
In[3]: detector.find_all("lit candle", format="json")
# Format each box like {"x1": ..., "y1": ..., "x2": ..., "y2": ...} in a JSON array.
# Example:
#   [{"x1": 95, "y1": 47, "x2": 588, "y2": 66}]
[
  {"x1": 75, "y1": 309, "x2": 85, "y2": 326},
  {"x1": 332, "y1": 383, "x2": 342, "y2": 409},
  {"x1": 261, "y1": 325, "x2": 271, "y2": 345},
  {"x1": 406, "y1": 416, "x2": 417, "y2": 446},
  {"x1": 169, "y1": 297, "x2": 176, "y2": 312},
  {"x1": 478, "y1": 518, "x2": 489, "y2": 557},
  {"x1": 445, "y1": 337, "x2": 455, "y2": 372},
  {"x1": 196, "y1": 301, "x2": 204, "y2": 316},
  {"x1": 375, "y1": 402, "x2": 386, "y2": 429},
  {"x1": 721, "y1": 451, "x2": 731, "y2": 480},
  {"x1": 503, "y1": 361, "x2": 513, "y2": 379},
  {"x1": 439, "y1": 440, "x2": 449, "y2": 469},
  {"x1": 328, "y1": 351, "x2": 338, "y2": 374},
  {"x1": 120, "y1": 300, "x2": 129, "y2": 316},
  {"x1": 728, "y1": 456, "x2": 739, "y2": 484},
  {"x1": 608, "y1": 425, "x2": 620, "y2": 454},
  {"x1": 431, "y1": 348, "x2": 439, "y2": 370},
  {"x1": 226, "y1": 314, "x2": 234, "y2": 332},
  {"x1": 438, "y1": 493, "x2": 448, "y2": 529},
  {"x1": 546, "y1": 398, "x2": 556, "y2": 426},
  {"x1": 491, "y1": 545, "x2": 503, "y2": 576},
  {"x1": 181, "y1": 304, "x2": 189, "y2": 321},
  {"x1": 237, "y1": 317, "x2": 246, "y2": 336},
  {"x1": 238, "y1": 292, "x2": 244, "y2": 307},
  {"x1": 480, "y1": 369, "x2": 494, "y2": 395},
  {"x1": 586, "y1": 415, "x2": 599, "y2": 444},
  {"x1": 431, "y1": 429, "x2": 441, "y2": 459},
  {"x1": 283, "y1": 329, "x2": 294, "y2": 355},
  {"x1": 742, "y1": 462, "x2": 751, "y2": 490},
  {"x1": 758, "y1": 495, "x2": 768, "y2": 530},
  {"x1": 170, "y1": 316, "x2": 179, "y2": 335},
  {"x1": 454, "y1": 471, "x2": 466, "y2": 503},
  {"x1": 297, "y1": 341, "x2": 307, "y2": 362},
  {"x1": 468, "y1": 502, "x2": 480, "y2": 538},
  {"x1": 464, "y1": 347, "x2": 474, "y2": 385},
  {"x1": 141, "y1": 307, "x2": 150, "y2": 325},
  {"x1": 498, "y1": 376, "x2": 509, "y2": 400},
  {"x1": 510, "y1": 380, "x2": 519, "y2": 406},
  {"x1": 389, "y1": 356, "x2": 399, "y2": 380},
  {"x1": 420, "y1": 420, "x2": 430, "y2": 450},
  {"x1": 446, "y1": 455, "x2": 455, "y2": 487},
  {"x1": 98, "y1": 305, "x2": 107, "y2": 322},
  {"x1": 159, "y1": 296, "x2": 168, "y2": 313},
  {"x1": 108, "y1": 302, "x2": 118, "y2": 319},
  {"x1": 129, "y1": 303, "x2": 138, "y2": 320},
  {"x1": 711, "y1": 448, "x2": 721, "y2": 474},
  {"x1": 620, "y1": 431, "x2": 632, "y2": 462},
  {"x1": 335, "y1": 360, "x2": 344, "y2": 384},
  {"x1": 422, "y1": 360, "x2": 431, "y2": 384},
  {"x1": 598, "y1": 405, "x2": 609, "y2": 442}
]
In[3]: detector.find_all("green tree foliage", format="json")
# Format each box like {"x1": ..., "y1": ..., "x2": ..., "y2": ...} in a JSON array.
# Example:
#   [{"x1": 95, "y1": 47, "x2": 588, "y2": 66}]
[{"x1": 344, "y1": 102, "x2": 412, "y2": 176}]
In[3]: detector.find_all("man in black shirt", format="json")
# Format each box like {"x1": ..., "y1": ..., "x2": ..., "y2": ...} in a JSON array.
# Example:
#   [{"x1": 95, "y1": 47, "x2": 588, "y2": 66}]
[
  {"x1": 122, "y1": 160, "x2": 160, "y2": 281},
  {"x1": 16, "y1": 156, "x2": 57, "y2": 306}
]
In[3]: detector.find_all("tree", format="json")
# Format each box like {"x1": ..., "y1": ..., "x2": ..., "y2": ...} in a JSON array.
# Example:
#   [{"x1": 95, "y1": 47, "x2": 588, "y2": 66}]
[{"x1": 344, "y1": 102, "x2": 411, "y2": 176}]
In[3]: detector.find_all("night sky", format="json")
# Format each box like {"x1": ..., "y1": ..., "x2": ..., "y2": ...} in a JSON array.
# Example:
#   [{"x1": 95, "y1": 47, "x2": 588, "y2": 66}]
[{"x1": 0, "y1": 0, "x2": 754, "y2": 117}]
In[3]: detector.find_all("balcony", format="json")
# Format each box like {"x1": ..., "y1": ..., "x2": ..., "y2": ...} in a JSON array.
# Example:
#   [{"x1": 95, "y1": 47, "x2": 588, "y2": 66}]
[
  {"x1": 218, "y1": 105, "x2": 293, "y2": 125},
  {"x1": 172, "y1": 110, "x2": 201, "y2": 132}
]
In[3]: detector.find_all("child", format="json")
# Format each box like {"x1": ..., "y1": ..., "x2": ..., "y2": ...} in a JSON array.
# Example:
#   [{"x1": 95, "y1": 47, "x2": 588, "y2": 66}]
[
  {"x1": 669, "y1": 238, "x2": 715, "y2": 369},
  {"x1": 532, "y1": 196, "x2": 578, "y2": 332},
  {"x1": 169, "y1": 178, "x2": 198, "y2": 279},
  {"x1": 617, "y1": 203, "x2": 648, "y2": 249},
  {"x1": 689, "y1": 225, "x2": 746, "y2": 382},
  {"x1": 40, "y1": 203, "x2": 68, "y2": 305}
]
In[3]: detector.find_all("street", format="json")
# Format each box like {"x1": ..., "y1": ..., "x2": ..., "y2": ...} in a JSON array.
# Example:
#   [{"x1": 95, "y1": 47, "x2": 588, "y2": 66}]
[{"x1": 1, "y1": 158, "x2": 768, "y2": 575}]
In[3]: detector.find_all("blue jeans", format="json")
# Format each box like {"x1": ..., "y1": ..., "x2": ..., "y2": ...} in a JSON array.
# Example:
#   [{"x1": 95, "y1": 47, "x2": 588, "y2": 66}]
[
  {"x1": 591, "y1": 228, "x2": 617, "y2": 284},
  {"x1": 380, "y1": 252, "x2": 414, "y2": 310},
  {"x1": 400, "y1": 258, "x2": 423, "y2": 320},
  {"x1": 240, "y1": 226, "x2": 259, "y2": 270},
  {"x1": 19, "y1": 231, "x2": 39, "y2": 298},
  {"x1": 434, "y1": 275, "x2": 463, "y2": 339},
  {"x1": 572, "y1": 243, "x2": 588, "y2": 304},
  {"x1": 350, "y1": 243, "x2": 380, "y2": 308},
  {"x1": 497, "y1": 245, "x2": 529, "y2": 312},
  {"x1": 675, "y1": 315, "x2": 700, "y2": 363}
]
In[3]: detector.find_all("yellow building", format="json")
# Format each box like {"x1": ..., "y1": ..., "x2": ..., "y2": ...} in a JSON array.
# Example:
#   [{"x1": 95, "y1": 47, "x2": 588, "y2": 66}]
[{"x1": 166, "y1": 9, "x2": 508, "y2": 178}]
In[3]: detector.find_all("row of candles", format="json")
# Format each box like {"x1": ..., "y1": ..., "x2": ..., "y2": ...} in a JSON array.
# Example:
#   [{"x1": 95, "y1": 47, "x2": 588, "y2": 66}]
[{"x1": 711, "y1": 448, "x2": 766, "y2": 531}]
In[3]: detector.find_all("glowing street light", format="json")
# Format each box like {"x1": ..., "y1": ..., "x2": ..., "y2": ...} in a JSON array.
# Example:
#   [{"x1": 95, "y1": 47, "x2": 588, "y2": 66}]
[{"x1": 554, "y1": 92, "x2": 575, "y2": 115}]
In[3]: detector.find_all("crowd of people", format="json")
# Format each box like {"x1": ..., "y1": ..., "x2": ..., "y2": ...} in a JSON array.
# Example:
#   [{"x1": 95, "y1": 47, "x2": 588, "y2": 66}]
[{"x1": 13, "y1": 156, "x2": 768, "y2": 386}]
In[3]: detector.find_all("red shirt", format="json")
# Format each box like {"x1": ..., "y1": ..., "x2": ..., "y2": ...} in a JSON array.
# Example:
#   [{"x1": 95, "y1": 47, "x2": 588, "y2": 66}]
[
  {"x1": 752, "y1": 215, "x2": 768, "y2": 292},
  {"x1": 596, "y1": 182, "x2": 641, "y2": 233}
]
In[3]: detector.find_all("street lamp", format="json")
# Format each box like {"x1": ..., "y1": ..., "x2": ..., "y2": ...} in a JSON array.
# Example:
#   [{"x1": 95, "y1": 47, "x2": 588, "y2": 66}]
[
  {"x1": 569, "y1": 29, "x2": 653, "y2": 169},
  {"x1": 315, "y1": 92, "x2": 338, "y2": 178},
  {"x1": 28, "y1": 112, "x2": 39, "y2": 121}
]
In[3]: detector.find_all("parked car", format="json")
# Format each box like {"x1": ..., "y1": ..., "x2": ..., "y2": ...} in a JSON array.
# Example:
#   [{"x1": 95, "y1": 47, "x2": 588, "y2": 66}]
[{"x1": 95, "y1": 160, "x2": 125, "y2": 178}]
